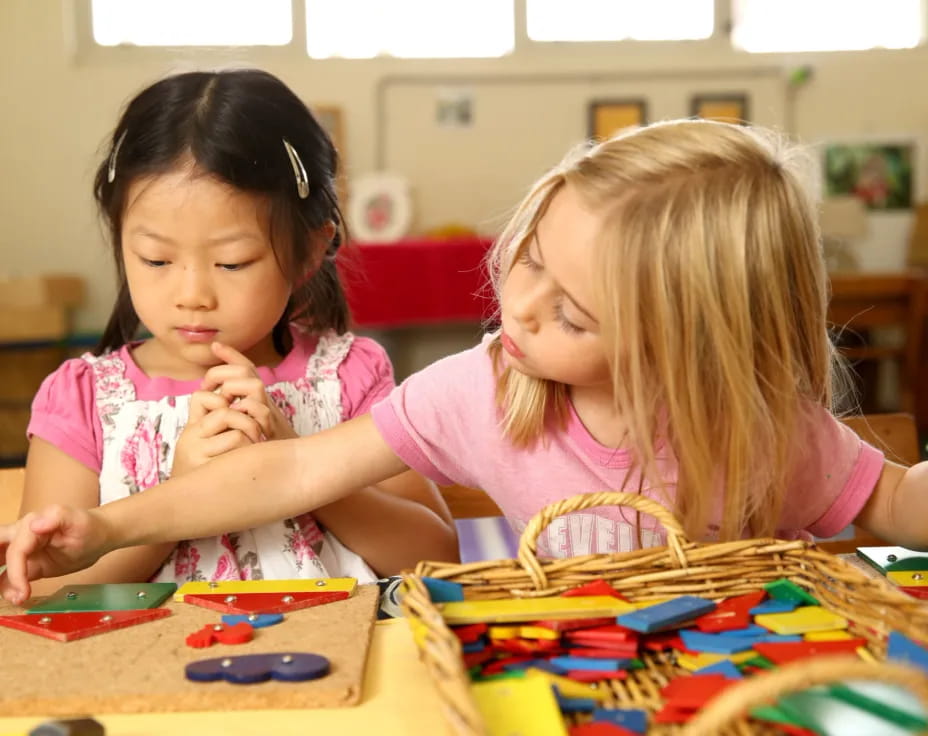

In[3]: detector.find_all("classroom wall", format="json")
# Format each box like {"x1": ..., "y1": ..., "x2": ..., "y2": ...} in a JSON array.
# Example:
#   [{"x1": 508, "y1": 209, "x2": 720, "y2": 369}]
[{"x1": 1, "y1": 0, "x2": 928, "y2": 333}]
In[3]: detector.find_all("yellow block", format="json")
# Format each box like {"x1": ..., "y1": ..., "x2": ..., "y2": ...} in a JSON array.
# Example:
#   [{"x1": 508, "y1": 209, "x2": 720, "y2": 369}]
[
  {"x1": 754, "y1": 606, "x2": 847, "y2": 635},
  {"x1": 804, "y1": 629, "x2": 854, "y2": 641},
  {"x1": 488, "y1": 626, "x2": 521, "y2": 640},
  {"x1": 472, "y1": 676, "x2": 568, "y2": 736},
  {"x1": 520, "y1": 625, "x2": 561, "y2": 640},
  {"x1": 677, "y1": 650, "x2": 757, "y2": 671},
  {"x1": 174, "y1": 577, "x2": 357, "y2": 600},
  {"x1": 440, "y1": 595, "x2": 634, "y2": 625},
  {"x1": 888, "y1": 571, "x2": 928, "y2": 587},
  {"x1": 524, "y1": 669, "x2": 610, "y2": 702}
]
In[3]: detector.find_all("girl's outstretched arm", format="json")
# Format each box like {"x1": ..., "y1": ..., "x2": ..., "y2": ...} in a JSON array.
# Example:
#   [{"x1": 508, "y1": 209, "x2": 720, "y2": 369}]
[
  {"x1": 312, "y1": 471, "x2": 459, "y2": 577},
  {"x1": 1, "y1": 414, "x2": 408, "y2": 603},
  {"x1": 855, "y1": 459, "x2": 928, "y2": 550},
  {"x1": 19, "y1": 438, "x2": 175, "y2": 595}
]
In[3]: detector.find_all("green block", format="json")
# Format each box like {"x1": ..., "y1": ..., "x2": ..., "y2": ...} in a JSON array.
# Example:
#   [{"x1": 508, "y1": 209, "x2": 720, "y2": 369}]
[
  {"x1": 764, "y1": 578, "x2": 819, "y2": 606},
  {"x1": 740, "y1": 655, "x2": 776, "y2": 670},
  {"x1": 27, "y1": 582, "x2": 177, "y2": 613},
  {"x1": 471, "y1": 669, "x2": 527, "y2": 682},
  {"x1": 750, "y1": 703, "x2": 820, "y2": 731},
  {"x1": 828, "y1": 682, "x2": 928, "y2": 730}
]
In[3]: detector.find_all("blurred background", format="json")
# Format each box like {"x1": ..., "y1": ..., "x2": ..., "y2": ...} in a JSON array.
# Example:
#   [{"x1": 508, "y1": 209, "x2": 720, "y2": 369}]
[{"x1": 1, "y1": 0, "x2": 927, "y2": 467}]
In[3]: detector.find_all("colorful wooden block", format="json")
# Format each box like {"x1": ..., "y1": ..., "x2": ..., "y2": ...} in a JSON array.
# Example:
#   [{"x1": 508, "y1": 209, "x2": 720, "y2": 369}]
[
  {"x1": 752, "y1": 638, "x2": 867, "y2": 665},
  {"x1": 887, "y1": 571, "x2": 928, "y2": 588},
  {"x1": 0, "y1": 608, "x2": 171, "y2": 642},
  {"x1": 440, "y1": 595, "x2": 634, "y2": 625},
  {"x1": 26, "y1": 583, "x2": 177, "y2": 614},
  {"x1": 471, "y1": 675, "x2": 569, "y2": 736},
  {"x1": 857, "y1": 546, "x2": 928, "y2": 574},
  {"x1": 185, "y1": 652, "x2": 330, "y2": 684},
  {"x1": 173, "y1": 577, "x2": 356, "y2": 601},
  {"x1": 887, "y1": 631, "x2": 928, "y2": 673},
  {"x1": 591, "y1": 707, "x2": 648, "y2": 734},
  {"x1": 749, "y1": 599, "x2": 798, "y2": 615},
  {"x1": 764, "y1": 579, "x2": 819, "y2": 606},
  {"x1": 692, "y1": 659, "x2": 743, "y2": 679},
  {"x1": 422, "y1": 577, "x2": 464, "y2": 602},
  {"x1": 754, "y1": 606, "x2": 847, "y2": 635},
  {"x1": 616, "y1": 596, "x2": 716, "y2": 633},
  {"x1": 221, "y1": 613, "x2": 284, "y2": 629},
  {"x1": 184, "y1": 590, "x2": 350, "y2": 615}
]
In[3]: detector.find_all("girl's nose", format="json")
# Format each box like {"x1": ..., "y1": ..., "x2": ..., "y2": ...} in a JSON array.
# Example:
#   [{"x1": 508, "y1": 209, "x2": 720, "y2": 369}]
[
  {"x1": 510, "y1": 289, "x2": 543, "y2": 333},
  {"x1": 175, "y1": 266, "x2": 217, "y2": 311}
]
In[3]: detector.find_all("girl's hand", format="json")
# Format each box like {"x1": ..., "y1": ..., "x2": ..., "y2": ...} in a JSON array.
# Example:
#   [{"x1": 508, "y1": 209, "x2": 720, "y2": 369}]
[
  {"x1": 200, "y1": 342, "x2": 298, "y2": 442},
  {"x1": 172, "y1": 389, "x2": 266, "y2": 477},
  {"x1": 0, "y1": 506, "x2": 108, "y2": 605}
]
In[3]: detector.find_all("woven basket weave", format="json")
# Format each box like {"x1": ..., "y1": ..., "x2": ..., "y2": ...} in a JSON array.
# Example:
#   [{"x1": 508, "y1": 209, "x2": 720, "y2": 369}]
[{"x1": 402, "y1": 492, "x2": 928, "y2": 735}]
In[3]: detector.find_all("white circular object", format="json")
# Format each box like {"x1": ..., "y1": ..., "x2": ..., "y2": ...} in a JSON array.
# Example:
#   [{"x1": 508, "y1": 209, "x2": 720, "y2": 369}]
[{"x1": 347, "y1": 172, "x2": 413, "y2": 242}]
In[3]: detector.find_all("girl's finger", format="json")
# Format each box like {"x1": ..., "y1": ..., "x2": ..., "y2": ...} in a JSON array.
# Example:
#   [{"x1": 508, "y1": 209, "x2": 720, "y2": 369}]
[
  {"x1": 228, "y1": 397, "x2": 272, "y2": 437},
  {"x1": 188, "y1": 390, "x2": 228, "y2": 424},
  {"x1": 203, "y1": 429, "x2": 255, "y2": 457},
  {"x1": 212, "y1": 377, "x2": 267, "y2": 405},
  {"x1": 197, "y1": 408, "x2": 264, "y2": 444},
  {"x1": 210, "y1": 342, "x2": 256, "y2": 369},
  {"x1": 200, "y1": 364, "x2": 257, "y2": 392}
]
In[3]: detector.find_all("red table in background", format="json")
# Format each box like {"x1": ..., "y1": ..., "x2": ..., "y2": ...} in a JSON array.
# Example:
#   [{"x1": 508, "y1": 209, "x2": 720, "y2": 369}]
[{"x1": 337, "y1": 236, "x2": 496, "y2": 328}]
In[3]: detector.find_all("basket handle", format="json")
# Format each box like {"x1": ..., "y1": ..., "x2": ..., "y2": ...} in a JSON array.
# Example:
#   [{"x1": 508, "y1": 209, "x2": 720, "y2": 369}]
[
  {"x1": 517, "y1": 491, "x2": 690, "y2": 591},
  {"x1": 682, "y1": 655, "x2": 928, "y2": 736}
]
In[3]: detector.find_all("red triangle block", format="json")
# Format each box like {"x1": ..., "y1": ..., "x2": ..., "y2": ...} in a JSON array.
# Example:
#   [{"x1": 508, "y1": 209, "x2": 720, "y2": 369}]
[
  {"x1": 0, "y1": 608, "x2": 171, "y2": 642},
  {"x1": 183, "y1": 590, "x2": 349, "y2": 614}
]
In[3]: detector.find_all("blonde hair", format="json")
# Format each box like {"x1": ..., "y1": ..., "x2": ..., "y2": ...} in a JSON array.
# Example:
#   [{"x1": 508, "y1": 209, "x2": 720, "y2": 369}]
[{"x1": 488, "y1": 119, "x2": 836, "y2": 541}]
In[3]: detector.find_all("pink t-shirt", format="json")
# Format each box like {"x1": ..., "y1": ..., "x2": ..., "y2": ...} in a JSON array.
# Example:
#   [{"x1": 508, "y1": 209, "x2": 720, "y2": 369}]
[
  {"x1": 29, "y1": 334, "x2": 394, "y2": 474},
  {"x1": 371, "y1": 335, "x2": 885, "y2": 556}
]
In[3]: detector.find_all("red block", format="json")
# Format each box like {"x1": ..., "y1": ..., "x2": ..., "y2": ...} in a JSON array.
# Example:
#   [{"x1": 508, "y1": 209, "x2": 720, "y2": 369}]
[
  {"x1": 569, "y1": 722, "x2": 639, "y2": 736},
  {"x1": 566, "y1": 669, "x2": 630, "y2": 682},
  {"x1": 561, "y1": 579, "x2": 629, "y2": 601},
  {"x1": 0, "y1": 608, "x2": 171, "y2": 642},
  {"x1": 183, "y1": 590, "x2": 349, "y2": 615},
  {"x1": 753, "y1": 639, "x2": 867, "y2": 665},
  {"x1": 452, "y1": 623, "x2": 488, "y2": 643}
]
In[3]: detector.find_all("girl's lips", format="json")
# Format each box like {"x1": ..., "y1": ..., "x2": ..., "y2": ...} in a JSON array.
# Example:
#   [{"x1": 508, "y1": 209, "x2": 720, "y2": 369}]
[
  {"x1": 500, "y1": 332, "x2": 525, "y2": 359},
  {"x1": 177, "y1": 327, "x2": 218, "y2": 343}
]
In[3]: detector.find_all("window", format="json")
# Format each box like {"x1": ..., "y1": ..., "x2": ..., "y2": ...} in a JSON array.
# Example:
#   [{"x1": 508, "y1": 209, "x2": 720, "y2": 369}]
[
  {"x1": 732, "y1": 0, "x2": 923, "y2": 53},
  {"x1": 305, "y1": 0, "x2": 514, "y2": 59},
  {"x1": 91, "y1": 0, "x2": 292, "y2": 47},
  {"x1": 526, "y1": 0, "x2": 714, "y2": 42}
]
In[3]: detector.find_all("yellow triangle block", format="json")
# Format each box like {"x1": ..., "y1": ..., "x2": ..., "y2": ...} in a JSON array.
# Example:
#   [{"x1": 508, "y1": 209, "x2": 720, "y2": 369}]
[
  {"x1": 488, "y1": 626, "x2": 521, "y2": 640},
  {"x1": 524, "y1": 669, "x2": 610, "y2": 702},
  {"x1": 472, "y1": 676, "x2": 568, "y2": 736},
  {"x1": 520, "y1": 625, "x2": 561, "y2": 640},
  {"x1": 677, "y1": 650, "x2": 757, "y2": 671},
  {"x1": 804, "y1": 629, "x2": 854, "y2": 641},
  {"x1": 439, "y1": 595, "x2": 634, "y2": 625},
  {"x1": 888, "y1": 571, "x2": 928, "y2": 587},
  {"x1": 754, "y1": 606, "x2": 847, "y2": 635},
  {"x1": 173, "y1": 577, "x2": 357, "y2": 601}
]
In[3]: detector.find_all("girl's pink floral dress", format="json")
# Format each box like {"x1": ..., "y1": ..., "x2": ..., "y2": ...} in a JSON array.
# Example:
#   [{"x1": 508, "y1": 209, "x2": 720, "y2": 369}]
[{"x1": 85, "y1": 330, "x2": 375, "y2": 584}]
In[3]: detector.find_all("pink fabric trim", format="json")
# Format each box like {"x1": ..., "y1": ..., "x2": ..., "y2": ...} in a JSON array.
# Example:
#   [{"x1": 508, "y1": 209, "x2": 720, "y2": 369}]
[{"x1": 807, "y1": 440, "x2": 885, "y2": 537}]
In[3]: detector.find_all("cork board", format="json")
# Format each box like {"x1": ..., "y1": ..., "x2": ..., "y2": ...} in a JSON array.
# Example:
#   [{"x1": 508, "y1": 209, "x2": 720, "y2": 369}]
[{"x1": 0, "y1": 584, "x2": 379, "y2": 716}]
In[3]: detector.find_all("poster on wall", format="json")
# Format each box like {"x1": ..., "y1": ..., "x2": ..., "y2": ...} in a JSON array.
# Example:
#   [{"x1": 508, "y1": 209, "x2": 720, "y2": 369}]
[{"x1": 824, "y1": 142, "x2": 914, "y2": 210}]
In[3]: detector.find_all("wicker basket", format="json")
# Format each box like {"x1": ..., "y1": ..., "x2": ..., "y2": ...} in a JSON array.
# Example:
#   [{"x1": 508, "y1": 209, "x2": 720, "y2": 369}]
[{"x1": 402, "y1": 492, "x2": 928, "y2": 735}]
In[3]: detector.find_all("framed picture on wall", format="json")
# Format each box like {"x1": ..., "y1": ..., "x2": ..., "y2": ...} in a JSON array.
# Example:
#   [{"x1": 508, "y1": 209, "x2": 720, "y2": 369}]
[
  {"x1": 690, "y1": 94, "x2": 749, "y2": 124},
  {"x1": 588, "y1": 99, "x2": 647, "y2": 140},
  {"x1": 824, "y1": 141, "x2": 914, "y2": 210},
  {"x1": 312, "y1": 105, "x2": 347, "y2": 203}
]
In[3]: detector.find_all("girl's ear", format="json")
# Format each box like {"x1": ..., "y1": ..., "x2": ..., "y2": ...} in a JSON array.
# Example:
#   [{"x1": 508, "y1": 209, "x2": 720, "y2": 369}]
[
  {"x1": 295, "y1": 221, "x2": 337, "y2": 287},
  {"x1": 321, "y1": 219, "x2": 337, "y2": 243}
]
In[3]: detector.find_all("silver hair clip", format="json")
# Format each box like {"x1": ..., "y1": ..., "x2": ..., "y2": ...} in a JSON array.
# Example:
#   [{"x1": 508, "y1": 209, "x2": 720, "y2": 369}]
[
  {"x1": 107, "y1": 129, "x2": 128, "y2": 184},
  {"x1": 283, "y1": 138, "x2": 310, "y2": 199}
]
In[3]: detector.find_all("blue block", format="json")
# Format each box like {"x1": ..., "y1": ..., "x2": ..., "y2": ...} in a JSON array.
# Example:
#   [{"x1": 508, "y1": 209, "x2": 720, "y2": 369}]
[
  {"x1": 749, "y1": 599, "x2": 798, "y2": 615},
  {"x1": 221, "y1": 613, "x2": 284, "y2": 629},
  {"x1": 462, "y1": 639, "x2": 486, "y2": 653},
  {"x1": 553, "y1": 690, "x2": 597, "y2": 713},
  {"x1": 617, "y1": 596, "x2": 716, "y2": 633},
  {"x1": 422, "y1": 577, "x2": 464, "y2": 602},
  {"x1": 550, "y1": 656, "x2": 631, "y2": 672},
  {"x1": 515, "y1": 659, "x2": 567, "y2": 675},
  {"x1": 692, "y1": 659, "x2": 743, "y2": 679},
  {"x1": 718, "y1": 625, "x2": 769, "y2": 638},
  {"x1": 592, "y1": 707, "x2": 649, "y2": 733},
  {"x1": 887, "y1": 631, "x2": 928, "y2": 674},
  {"x1": 680, "y1": 630, "x2": 757, "y2": 654}
]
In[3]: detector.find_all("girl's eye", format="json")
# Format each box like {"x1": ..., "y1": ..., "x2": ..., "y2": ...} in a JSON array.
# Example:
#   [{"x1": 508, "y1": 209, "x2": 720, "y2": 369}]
[
  {"x1": 217, "y1": 262, "x2": 249, "y2": 272},
  {"x1": 518, "y1": 250, "x2": 542, "y2": 271},
  {"x1": 554, "y1": 302, "x2": 584, "y2": 335},
  {"x1": 141, "y1": 257, "x2": 167, "y2": 267}
]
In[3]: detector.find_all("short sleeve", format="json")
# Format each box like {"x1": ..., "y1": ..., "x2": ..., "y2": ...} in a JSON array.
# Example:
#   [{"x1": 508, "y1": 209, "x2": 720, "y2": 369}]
[
  {"x1": 26, "y1": 358, "x2": 103, "y2": 473},
  {"x1": 781, "y1": 407, "x2": 885, "y2": 538},
  {"x1": 370, "y1": 339, "x2": 497, "y2": 487},
  {"x1": 338, "y1": 337, "x2": 396, "y2": 420}
]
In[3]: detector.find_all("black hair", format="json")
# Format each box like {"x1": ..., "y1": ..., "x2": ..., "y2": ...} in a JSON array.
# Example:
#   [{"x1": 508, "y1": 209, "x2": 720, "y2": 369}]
[{"x1": 93, "y1": 68, "x2": 349, "y2": 356}]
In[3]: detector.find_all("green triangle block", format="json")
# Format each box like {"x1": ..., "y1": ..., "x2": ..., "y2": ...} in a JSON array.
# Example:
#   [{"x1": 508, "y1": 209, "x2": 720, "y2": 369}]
[{"x1": 27, "y1": 582, "x2": 177, "y2": 613}]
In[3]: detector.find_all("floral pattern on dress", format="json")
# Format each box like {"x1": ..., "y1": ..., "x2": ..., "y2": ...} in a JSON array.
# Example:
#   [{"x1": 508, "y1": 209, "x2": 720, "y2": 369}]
[{"x1": 87, "y1": 330, "x2": 361, "y2": 585}]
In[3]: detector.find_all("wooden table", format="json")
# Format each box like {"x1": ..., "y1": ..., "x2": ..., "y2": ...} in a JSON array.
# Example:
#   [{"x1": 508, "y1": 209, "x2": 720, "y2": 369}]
[{"x1": 0, "y1": 619, "x2": 451, "y2": 736}]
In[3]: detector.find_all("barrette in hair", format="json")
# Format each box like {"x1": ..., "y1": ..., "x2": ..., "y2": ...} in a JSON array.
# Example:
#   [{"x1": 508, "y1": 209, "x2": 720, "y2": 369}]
[
  {"x1": 283, "y1": 138, "x2": 310, "y2": 199},
  {"x1": 107, "y1": 129, "x2": 128, "y2": 184}
]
